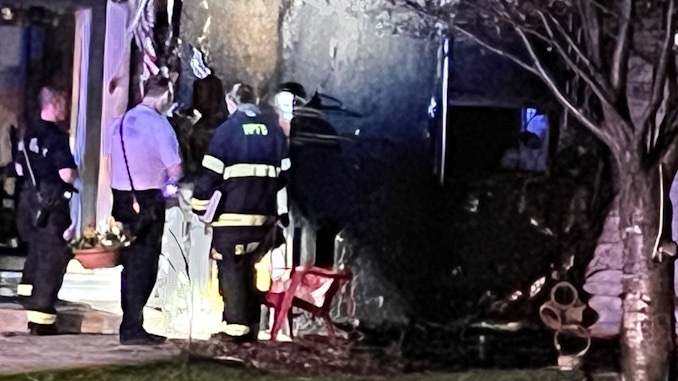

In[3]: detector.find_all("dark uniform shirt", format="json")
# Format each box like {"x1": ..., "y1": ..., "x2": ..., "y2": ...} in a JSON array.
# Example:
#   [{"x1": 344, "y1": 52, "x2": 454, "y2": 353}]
[
  {"x1": 16, "y1": 119, "x2": 76, "y2": 239},
  {"x1": 191, "y1": 104, "x2": 288, "y2": 229},
  {"x1": 18, "y1": 120, "x2": 76, "y2": 188}
]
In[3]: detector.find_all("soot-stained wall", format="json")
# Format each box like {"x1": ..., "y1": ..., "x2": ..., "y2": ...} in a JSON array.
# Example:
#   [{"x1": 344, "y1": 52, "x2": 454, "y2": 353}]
[
  {"x1": 180, "y1": 1, "x2": 438, "y2": 138},
  {"x1": 179, "y1": 0, "x2": 280, "y2": 93},
  {"x1": 181, "y1": 0, "x2": 446, "y2": 323},
  {"x1": 280, "y1": 2, "x2": 437, "y2": 138}
]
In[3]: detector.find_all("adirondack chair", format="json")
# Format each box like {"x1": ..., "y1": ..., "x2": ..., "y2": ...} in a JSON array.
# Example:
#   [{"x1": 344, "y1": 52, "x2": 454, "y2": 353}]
[{"x1": 264, "y1": 265, "x2": 352, "y2": 341}]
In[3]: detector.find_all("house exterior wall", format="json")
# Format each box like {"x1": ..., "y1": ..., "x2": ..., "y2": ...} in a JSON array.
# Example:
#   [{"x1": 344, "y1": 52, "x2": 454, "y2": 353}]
[
  {"x1": 179, "y1": 0, "x2": 280, "y2": 93},
  {"x1": 451, "y1": 39, "x2": 547, "y2": 108},
  {"x1": 280, "y1": 2, "x2": 437, "y2": 138},
  {"x1": 180, "y1": 1, "x2": 438, "y2": 137},
  {"x1": 180, "y1": 1, "x2": 439, "y2": 327}
]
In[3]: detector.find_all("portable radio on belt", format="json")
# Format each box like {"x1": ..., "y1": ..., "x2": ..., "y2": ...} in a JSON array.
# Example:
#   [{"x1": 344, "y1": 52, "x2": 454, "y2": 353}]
[{"x1": 20, "y1": 139, "x2": 76, "y2": 227}]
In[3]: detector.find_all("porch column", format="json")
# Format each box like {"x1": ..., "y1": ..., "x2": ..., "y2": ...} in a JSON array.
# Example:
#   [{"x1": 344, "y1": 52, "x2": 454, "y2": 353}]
[
  {"x1": 74, "y1": 2, "x2": 105, "y2": 229},
  {"x1": 95, "y1": 0, "x2": 132, "y2": 224}
]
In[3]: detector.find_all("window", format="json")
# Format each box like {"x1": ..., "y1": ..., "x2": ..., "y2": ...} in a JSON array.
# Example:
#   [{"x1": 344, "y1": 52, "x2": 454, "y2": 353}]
[{"x1": 500, "y1": 107, "x2": 549, "y2": 172}]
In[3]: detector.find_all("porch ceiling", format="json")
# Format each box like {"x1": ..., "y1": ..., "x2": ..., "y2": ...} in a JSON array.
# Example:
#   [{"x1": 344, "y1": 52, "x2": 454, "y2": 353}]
[{"x1": 0, "y1": 0, "x2": 106, "y2": 12}]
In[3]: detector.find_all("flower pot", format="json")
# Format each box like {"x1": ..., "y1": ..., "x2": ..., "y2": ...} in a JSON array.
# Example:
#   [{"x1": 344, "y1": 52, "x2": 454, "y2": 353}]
[{"x1": 73, "y1": 246, "x2": 122, "y2": 269}]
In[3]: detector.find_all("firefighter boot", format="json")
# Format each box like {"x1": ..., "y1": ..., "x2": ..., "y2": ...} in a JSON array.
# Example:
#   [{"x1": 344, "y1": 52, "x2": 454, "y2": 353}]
[{"x1": 28, "y1": 322, "x2": 58, "y2": 336}]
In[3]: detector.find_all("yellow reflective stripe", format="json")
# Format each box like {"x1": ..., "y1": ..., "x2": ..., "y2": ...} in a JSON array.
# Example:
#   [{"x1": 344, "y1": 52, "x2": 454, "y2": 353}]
[
  {"x1": 191, "y1": 198, "x2": 210, "y2": 211},
  {"x1": 235, "y1": 242, "x2": 260, "y2": 255},
  {"x1": 212, "y1": 213, "x2": 275, "y2": 227},
  {"x1": 202, "y1": 155, "x2": 225, "y2": 174},
  {"x1": 223, "y1": 163, "x2": 279, "y2": 180},
  {"x1": 281, "y1": 158, "x2": 291, "y2": 171},
  {"x1": 27, "y1": 310, "x2": 56, "y2": 325},
  {"x1": 17, "y1": 284, "x2": 33, "y2": 297},
  {"x1": 220, "y1": 323, "x2": 250, "y2": 337}
]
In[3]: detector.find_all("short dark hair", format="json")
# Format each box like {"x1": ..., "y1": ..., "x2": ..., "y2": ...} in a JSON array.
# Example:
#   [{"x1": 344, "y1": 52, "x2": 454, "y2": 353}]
[
  {"x1": 227, "y1": 83, "x2": 256, "y2": 105},
  {"x1": 143, "y1": 75, "x2": 172, "y2": 98},
  {"x1": 277, "y1": 82, "x2": 306, "y2": 99},
  {"x1": 39, "y1": 87, "x2": 67, "y2": 109}
]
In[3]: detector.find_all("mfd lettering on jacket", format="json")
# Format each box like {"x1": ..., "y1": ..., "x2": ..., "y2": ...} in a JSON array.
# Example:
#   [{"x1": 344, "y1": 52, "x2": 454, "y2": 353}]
[{"x1": 242, "y1": 123, "x2": 268, "y2": 135}]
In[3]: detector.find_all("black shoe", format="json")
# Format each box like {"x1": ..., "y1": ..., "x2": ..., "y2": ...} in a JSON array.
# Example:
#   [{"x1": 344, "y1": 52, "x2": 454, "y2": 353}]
[
  {"x1": 28, "y1": 322, "x2": 58, "y2": 336},
  {"x1": 211, "y1": 331, "x2": 256, "y2": 344},
  {"x1": 147, "y1": 333, "x2": 167, "y2": 344},
  {"x1": 120, "y1": 332, "x2": 166, "y2": 346},
  {"x1": 120, "y1": 336, "x2": 156, "y2": 345}
]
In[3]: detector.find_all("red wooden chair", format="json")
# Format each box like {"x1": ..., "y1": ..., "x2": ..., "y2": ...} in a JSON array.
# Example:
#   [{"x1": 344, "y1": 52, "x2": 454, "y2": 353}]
[{"x1": 264, "y1": 265, "x2": 352, "y2": 341}]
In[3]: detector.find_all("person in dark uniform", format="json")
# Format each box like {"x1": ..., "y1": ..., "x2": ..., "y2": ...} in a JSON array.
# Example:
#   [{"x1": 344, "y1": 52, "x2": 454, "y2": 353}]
[
  {"x1": 191, "y1": 83, "x2": 287, "y2": 341},
  {"x1": 274, "y1": 83, "x2": 347, "y2": 266},
  {"x1": 15, "y1": 86, "x2": 77, "y2": 335}
]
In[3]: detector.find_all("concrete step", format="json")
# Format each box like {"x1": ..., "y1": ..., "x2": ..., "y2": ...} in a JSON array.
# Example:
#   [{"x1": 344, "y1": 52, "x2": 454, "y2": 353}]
[
  {"x1": 0, "y1": 271, "x2": 20, "y2": 297},
  {"x1": 0, "y1": 255, "x2": 24, "y2": 272},
  {"x1": 0, "y1": 334, "x2": 181, "y2": 376},
  {"x1": 0, "y1": 297, "x2": 121, "y2": 335}
]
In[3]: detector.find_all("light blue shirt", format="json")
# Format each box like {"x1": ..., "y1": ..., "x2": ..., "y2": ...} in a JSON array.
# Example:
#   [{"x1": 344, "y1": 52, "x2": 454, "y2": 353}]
[{"x1": 107, "y1": 104, "x2": 181, "y2": 191}]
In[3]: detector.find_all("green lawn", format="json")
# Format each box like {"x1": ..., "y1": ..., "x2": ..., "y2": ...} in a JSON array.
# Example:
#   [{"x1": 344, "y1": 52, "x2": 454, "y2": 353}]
[{"x1": 0, "y1": 357, "x2": 582, "y2": 381}]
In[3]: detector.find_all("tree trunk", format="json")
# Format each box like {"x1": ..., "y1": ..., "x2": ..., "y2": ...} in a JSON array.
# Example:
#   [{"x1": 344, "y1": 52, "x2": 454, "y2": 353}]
[{"x1": 618, "y1": 164, "x2": 674, "y2": 381}]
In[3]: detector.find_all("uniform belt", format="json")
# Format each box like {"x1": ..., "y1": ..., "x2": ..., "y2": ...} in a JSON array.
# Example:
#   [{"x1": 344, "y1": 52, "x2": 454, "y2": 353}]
[{"x1": 212, "y1": 213, "x2": 275, "y2": 227}]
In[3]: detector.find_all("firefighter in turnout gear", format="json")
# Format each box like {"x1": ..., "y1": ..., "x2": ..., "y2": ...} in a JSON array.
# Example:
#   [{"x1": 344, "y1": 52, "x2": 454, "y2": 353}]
[
  {"x1": 15, "y1": 87, "x2": 78, "y2": 335},
  {"x1": 191, "y1": 83, "x2": 288, "y2": 341}
]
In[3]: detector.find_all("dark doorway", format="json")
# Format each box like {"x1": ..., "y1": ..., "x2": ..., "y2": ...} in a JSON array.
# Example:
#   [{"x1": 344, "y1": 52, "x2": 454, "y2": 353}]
[
  {"x1": 449, "y1": 106, "x2": 521, "y2": 172},
  {"x1": 0, "y1": 6, "x2": 75, "y2": 259}
]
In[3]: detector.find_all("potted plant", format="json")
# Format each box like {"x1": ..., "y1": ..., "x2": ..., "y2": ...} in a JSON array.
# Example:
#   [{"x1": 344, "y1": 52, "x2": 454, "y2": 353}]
[{"x1": 69, "y1": 217, "x2": 133, "y2": 269}]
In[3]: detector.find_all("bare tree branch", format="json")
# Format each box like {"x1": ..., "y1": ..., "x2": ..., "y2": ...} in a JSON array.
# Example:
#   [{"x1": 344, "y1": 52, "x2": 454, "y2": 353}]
[
  {"x1": 588, "y1": 0, "x2": 625, "y2": 19},
  {"x1": 453, "y1": 26, "x2": 541, "y2": 76},
  {"x1": 535, "y1": 11, "x2": 617, "y2": 107},
  {"x1": 511, "y1": 25, "x2": 621, "y2": 154},
  {"x1": 655, "y1": 53, "x2": 678, "y2": 166},
  {"x1": 610, "y1": 0, "x2": 632, "y2": 96},
  {"x1": 641, "y1": 0, "x2": 676, "y2": 144},
  {"x1": 546, "y1": 13, "x2": 595, "y2": 75},
  {"x1": 576, "y1": 0, "x2": 602, "y2": 66}
]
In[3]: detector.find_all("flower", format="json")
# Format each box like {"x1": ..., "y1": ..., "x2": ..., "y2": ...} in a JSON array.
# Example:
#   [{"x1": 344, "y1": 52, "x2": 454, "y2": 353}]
[
  {"x1": 83, "y1": 226, "x2": 97, "y2": 239},
  {"x1": 69, "y1": 219, "x2": 134, "y2": 251}
]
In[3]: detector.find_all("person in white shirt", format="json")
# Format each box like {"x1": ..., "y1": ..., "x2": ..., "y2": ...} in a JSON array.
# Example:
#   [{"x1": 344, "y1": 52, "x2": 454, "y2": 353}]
[{"x1": 108, "y1": 75, "x2": 182, "y2": 345}]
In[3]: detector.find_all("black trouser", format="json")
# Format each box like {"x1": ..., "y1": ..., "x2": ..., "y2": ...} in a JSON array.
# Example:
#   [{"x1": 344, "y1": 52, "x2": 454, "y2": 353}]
[
  {"x1": 17, "y1": 186, "x2": 72, "y2": 325},
  {"x1": 112, "y1": 189, "x2": 166, "y2": 340},
  {"x1": 213, "y1": 226, "x2": 273, "y2": 336}
]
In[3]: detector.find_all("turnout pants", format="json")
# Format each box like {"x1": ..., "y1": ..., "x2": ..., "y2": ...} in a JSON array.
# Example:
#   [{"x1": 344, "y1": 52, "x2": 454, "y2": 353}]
[
  {"x1": 213, "y1": 226, "x2": 274, "y2": 337},
  {"x1": 17, "y1": 187, "x2": 72, "y2": 325},
  {"x1": 112, "y1": 189, "x2": 166, "y2": 341}
]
